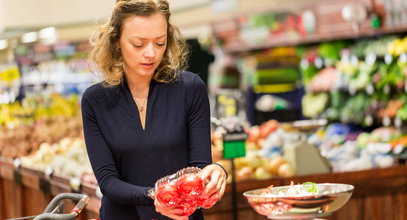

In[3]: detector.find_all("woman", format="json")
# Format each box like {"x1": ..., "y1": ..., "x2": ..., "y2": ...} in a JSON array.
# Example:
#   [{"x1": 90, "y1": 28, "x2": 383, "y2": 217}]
[{"x1": 81, "y1": 0, "x2": 227, "y2": 219}]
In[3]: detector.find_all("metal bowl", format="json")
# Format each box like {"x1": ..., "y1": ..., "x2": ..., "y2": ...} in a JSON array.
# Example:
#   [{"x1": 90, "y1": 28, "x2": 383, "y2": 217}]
[{"x1": 243, "y1": 183, "x2": 354, "y2": 219}]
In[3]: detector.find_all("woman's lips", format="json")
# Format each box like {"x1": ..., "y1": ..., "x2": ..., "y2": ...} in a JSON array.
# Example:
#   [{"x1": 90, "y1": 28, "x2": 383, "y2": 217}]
[{"x1": 142, "y1": 63, "x2": 154, "y2": 68}]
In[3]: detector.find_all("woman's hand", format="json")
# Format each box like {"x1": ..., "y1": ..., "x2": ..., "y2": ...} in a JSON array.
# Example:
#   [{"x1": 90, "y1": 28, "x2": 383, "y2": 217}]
[
  {"x1": 199, "y1": 164, "x2": 227, "y2": 201},
  {"x1": 154, "y1": 199, "x2": 188, "y2": 220}
]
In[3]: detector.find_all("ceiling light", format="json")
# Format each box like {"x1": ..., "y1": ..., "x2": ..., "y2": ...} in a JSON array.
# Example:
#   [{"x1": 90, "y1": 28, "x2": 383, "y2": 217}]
[
  {"x1": 39, "y1": 27, "x2": 56, "y2": 39},
  {"x1": 0, "y1": 39, "x2": 7, "y2": 50},
  {"x1": 21, "y1": 32, "x2": 38, "y2": 43}
]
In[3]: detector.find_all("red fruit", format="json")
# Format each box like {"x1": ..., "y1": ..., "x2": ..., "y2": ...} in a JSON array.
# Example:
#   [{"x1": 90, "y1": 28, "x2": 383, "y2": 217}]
[
  {"x1": 155, "y1": 181, "x2": 181, "y2": 207},
  {"x1": 197, "y1": 194, "x2": 218, "y2": 209},
  {"x1": 177, "y1": 198, "x2": 197, "y2": 216},
  {"x1": 176, "y1": 173, "x2": 204, "y2": 198}
]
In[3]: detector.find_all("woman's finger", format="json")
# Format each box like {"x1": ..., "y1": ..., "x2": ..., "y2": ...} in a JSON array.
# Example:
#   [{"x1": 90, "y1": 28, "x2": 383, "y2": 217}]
[
  {"x1": 204, "y1": 171, "x2": 221, "y2": 194},
  {"x1": 218, "y1": 180, "x2": 226, "y2": 199},
  {"x1": 156, "y1": 206, "x2": 188, "y2": 220},
  {"x1": 199, "y1": 166, "x2": 212, "y2": 183},
  {"x1": 155, "y1": 199, "x2": 188, "y2": 219},
  {"x1": 216, "y1": 175, "x2": 224, "y2": 189}
]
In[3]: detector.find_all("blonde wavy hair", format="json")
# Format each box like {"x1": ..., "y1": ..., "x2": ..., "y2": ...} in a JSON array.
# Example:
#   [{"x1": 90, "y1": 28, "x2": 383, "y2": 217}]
[{"x1": 89, "y1": 0, "x2": 189, "y2": 86}]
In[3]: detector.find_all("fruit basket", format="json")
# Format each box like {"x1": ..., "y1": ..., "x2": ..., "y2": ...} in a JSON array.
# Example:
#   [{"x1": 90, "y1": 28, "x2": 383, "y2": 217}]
[{"x1": 243, "y1": 183, "x2": 354, "y2": 220}]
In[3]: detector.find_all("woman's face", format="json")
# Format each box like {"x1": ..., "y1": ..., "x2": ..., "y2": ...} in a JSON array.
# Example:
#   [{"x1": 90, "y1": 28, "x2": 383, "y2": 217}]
[{"x1": 118, "y1": 13, "x2": 167, "y2": 78}]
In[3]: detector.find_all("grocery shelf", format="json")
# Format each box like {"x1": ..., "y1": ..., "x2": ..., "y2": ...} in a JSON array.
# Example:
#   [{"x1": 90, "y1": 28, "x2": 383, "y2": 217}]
[
  {"x1": 21, "y1": 72, "x2": 98, "y2": 86},
  {"x1": 224, "y1": 25, "x2": 407, "y2": 54},
  {"x1": 0, "y1": 156, "x2": 100, "y2": 219}
]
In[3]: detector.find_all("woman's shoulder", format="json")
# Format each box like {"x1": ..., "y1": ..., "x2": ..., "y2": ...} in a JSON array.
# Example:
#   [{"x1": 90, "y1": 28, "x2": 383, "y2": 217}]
[
  {"x1": 82, "y1": 82, "x2": 104, "y2": 98},
  {"x1": 178, "y1": 71, "x2": 206, "y2": 90},
  {"x1": 82, "y1": 81, "x2": 120, "y2": 101}
]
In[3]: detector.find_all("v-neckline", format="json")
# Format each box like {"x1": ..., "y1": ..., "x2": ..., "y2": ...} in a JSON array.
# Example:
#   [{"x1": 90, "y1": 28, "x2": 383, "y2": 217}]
[{"x1": 122, "y1": 79, "x2": 156, "y2": 132}]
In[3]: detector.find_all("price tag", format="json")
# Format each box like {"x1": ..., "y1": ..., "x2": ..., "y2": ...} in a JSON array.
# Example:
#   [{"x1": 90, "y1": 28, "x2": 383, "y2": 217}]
[
  {"x1": 8, "y1": 122, "x2": 14, "y2": 130},
  {"x1": 223, "y1": 140, "x2": 246, "y2": 159},
  {"x1": 378, "y1": 143, "x2": 392, "y2": 154},
  {"x1": 365, "y1": 53, "x2": 377, "y2": 66},
  {"x1": 351, "y1": 55, "x2": 359, "y2": 66},
  {"x1": 348, "y1": 85, "x2": 357, "y2": 95},
  {"x1": 324, "y1": 58, "x2": 332, "y2": 67},
  {"x1": 366, "y1": 83, "x2": 374, "y2": 95},
  {"x1": 44, "y1": 167, "x2": 54, "y2": 179},
  {"x1": 393, "y1": 144, "x2": 404, "y2": 154},
  {"x1": 314, "y1": 57, "x2": 323, "y2": 69},
  {"x1": 384, "y1": 84, "x2": 391, "y2": 94},
  {"x1": 341, "y1": 53, "x2": 350, "y2": 64},
  {"x1": 0, "y1": 66, "x2": 21, "y2": 83},
  {"x1": 300, "y1": 59, "x2": 309, "y2": 69},
  {"x1": 385, "y1": 53, "x2": 393, "y2": 65},
  {"x1": 364, "y1": 115, "x2": 373, "y2": 126},
  {"x1": 383, "y1": 116, "x2": 391, "y2": 127},
  {"x1": 400, "y1": 53, "x2": 407, "y2": 63},
  {"x1": 395, "y1": 117, "x2": 402, "y2": 128},
  {"x1": 13, "y1": 158, "x2": 21, "y2": 169},
  {"x1": 70, "y1": 177, "x2": 81, "y2": 192}
]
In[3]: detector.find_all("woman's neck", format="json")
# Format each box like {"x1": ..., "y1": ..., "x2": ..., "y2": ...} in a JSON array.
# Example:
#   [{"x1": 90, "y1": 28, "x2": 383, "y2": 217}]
[{"x1": 125, "y1": 74, "x2": 151, "y2": 98}]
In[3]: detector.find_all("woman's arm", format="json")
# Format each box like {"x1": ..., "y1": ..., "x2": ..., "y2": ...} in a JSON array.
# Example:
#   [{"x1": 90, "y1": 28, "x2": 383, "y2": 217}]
[
  {"x1": 185, "y1": 73, "x2": 212, "y2": 168},
  {"x1": 81, "y1": 90, "x2": 153, "y2": 205},
  {"x1": 185, "y1": 73, "x2": 227, "y2": 199}
]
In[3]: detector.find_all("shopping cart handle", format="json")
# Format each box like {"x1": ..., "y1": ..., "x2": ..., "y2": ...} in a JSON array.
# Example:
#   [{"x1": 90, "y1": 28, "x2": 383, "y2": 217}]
[
  {"x1": 34, "y1": 213, "x2": 79, "y2": 220},
  {"x1": 33, "y1": 193, "x2": 89, "y2": 220}
]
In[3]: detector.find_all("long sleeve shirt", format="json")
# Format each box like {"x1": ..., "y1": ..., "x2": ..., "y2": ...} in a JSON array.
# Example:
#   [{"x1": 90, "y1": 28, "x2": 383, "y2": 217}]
[{"x1": 81, "y1": 71, "x2": 212, "y2": 220}]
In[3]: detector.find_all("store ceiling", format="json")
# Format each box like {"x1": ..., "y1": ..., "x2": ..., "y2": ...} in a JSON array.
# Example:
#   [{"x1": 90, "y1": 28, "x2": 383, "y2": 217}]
[
  {"x1": 0, "y1": 0, "x2": 318, "y2": 40},
  {"x1": 0, "y1": 0, "x2": 211, "y2": 39},
  {"x1": 0, "y1": 0, "x2": 209, "y2": 30}
]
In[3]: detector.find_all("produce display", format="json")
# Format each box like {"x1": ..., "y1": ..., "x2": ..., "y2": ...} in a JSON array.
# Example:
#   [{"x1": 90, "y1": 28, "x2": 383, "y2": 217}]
[
  {"x1": 299, "y1": 35, "x2": 407, "y2": 127},
  {"x1": 150, "y1": 167, "x2": 218, "y2": 216},
  {"x1": 309, "y1": 124, "x2": 406, "y2": 172},
  {"x1": 0, "y1": 94, "x2": 82, "y2": 158},
  {"x1": 212, "y1": 119, "x2": 296, "y2": 183},
  {"x1": 0, "y1": 63, "x2": 21, "y2": 105},
  {"x1": 212, "y1": 115, "x2": 407, "y2": 183},
  {"x1": 0, "y1": 93, "x2": 97, "y2": 185},
  {"x1": 19, "y1": 137, "x2": 93, "y2": 180}
]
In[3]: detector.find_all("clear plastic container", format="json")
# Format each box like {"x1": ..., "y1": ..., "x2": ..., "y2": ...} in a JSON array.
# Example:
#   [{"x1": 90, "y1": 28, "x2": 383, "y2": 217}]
[{"x1": 149, "y1": 167, "x2": 219, "y2": 216}]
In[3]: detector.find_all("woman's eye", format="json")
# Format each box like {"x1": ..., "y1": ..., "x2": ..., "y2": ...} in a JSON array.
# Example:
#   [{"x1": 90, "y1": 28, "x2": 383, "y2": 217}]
[
  {"x1": 156, "y1": 43, "x2": 166, "y2": 47},
  {"x1": 133, "y1": 44, "x2": 143, "y2": 48}
]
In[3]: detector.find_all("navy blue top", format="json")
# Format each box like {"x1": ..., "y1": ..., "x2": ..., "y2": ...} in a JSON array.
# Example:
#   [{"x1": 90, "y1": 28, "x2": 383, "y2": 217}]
[{"x1": 81, "y1": 71, "x2": 212, "y2": 220}]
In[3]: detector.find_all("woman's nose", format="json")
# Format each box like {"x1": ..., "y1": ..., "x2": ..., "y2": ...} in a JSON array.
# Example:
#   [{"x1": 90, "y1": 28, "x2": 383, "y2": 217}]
[{"x1": 144, "y1": 44, "x2": 155, "y2": 58}]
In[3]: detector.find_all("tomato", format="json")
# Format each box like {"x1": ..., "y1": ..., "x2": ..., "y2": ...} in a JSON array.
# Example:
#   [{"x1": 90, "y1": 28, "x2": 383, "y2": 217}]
[
  {"x1": 176, "y1": 173, "x2": 204, "y2": 198},
  {"x1": 177, "y1": 198, "x2": 197, "y2": 216},
  {"x1": 155, "y1": 181, "x2": 181, "y2": 207},
  {"x1": 197, "y1": 194, "x2": 218, "y2": 209}
]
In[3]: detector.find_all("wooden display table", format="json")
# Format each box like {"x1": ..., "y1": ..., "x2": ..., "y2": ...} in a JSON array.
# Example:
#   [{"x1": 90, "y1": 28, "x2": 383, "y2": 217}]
[
  {"x1": 204, "y1": 165, "x2": 407, "y2": 220},
  {"x1": 1, "y1": 156, "x2": 406, "y2": 220},
  {"x1": 0, "y1": 157, "x2": 99, "y2": 220}
]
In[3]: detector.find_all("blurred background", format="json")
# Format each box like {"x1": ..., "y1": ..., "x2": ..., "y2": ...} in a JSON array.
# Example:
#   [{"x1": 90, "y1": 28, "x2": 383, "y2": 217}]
[{"x1": 1, "y1": 0, "x2": 407, "y2": 219}]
